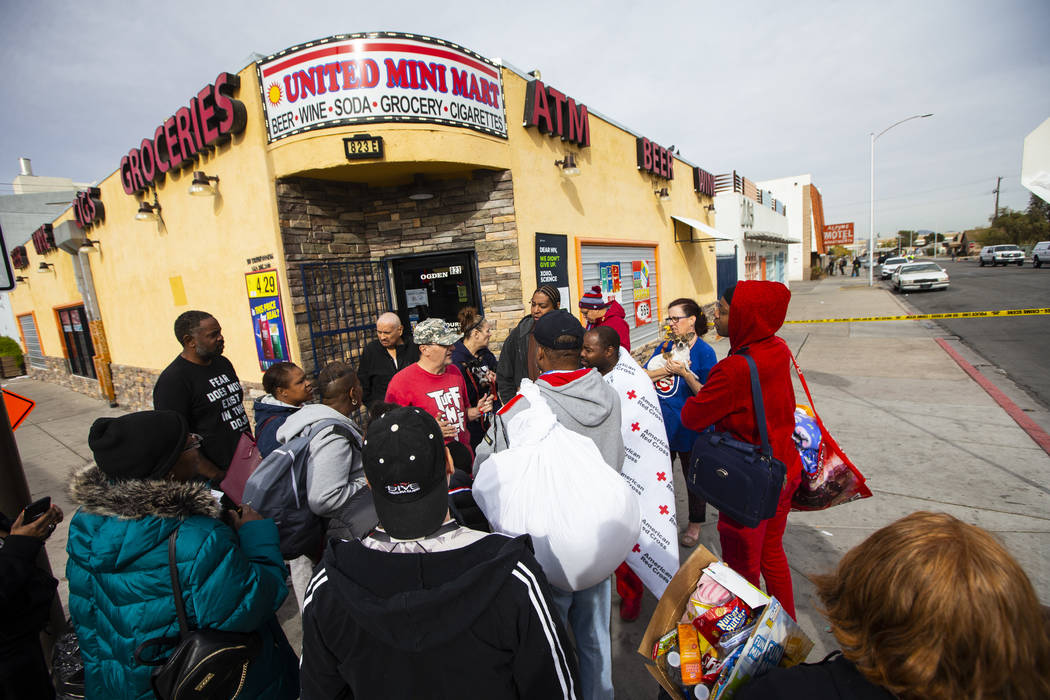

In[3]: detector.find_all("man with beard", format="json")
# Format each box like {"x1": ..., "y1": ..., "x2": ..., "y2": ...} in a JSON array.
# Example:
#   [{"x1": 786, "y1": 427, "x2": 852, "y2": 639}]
[{"x1": 153, "y1": 310, "x2": 250, "y2": 474}]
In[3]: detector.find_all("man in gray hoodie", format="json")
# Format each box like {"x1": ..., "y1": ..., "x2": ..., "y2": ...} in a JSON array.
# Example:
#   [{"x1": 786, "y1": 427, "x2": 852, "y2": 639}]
[{"x1": 473, "y1": 309, "x2": 622, "y2": 700}]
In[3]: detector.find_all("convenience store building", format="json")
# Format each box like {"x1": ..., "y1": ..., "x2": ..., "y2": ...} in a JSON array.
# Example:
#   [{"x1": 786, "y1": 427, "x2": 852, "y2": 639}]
[{"x1": 8, "y1": 32, "x2": 722, "y2": 408}]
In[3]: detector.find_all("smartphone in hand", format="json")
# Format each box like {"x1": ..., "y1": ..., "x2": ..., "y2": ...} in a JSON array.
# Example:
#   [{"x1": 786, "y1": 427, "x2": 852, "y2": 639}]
[{"x1": 23, "y1": 496, "x2": 52, "y2": 524}]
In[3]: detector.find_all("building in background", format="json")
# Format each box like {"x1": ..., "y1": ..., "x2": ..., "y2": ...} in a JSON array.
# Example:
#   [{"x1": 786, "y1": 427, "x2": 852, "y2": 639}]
[
  {"x1": 711, "y1": 170, "x2": 797, "y2": 292},
  {"x1": 755, "y1": 174, "x2": 826, "y2": 280},
  {"x1": 7, "y1": 32, "x2": 721, "y2": 410},
  {"x1": 0, "y1": 158, "x2": 88, "y2": 342}
]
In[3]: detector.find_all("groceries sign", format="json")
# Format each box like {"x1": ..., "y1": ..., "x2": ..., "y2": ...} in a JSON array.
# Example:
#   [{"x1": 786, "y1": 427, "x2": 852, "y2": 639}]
[
  {"x1": 258, "y1": 33, "x2": 507, "y2": 142},
  {"x1": 822, "y1": 222, "x2": 854, "y2": 246}
]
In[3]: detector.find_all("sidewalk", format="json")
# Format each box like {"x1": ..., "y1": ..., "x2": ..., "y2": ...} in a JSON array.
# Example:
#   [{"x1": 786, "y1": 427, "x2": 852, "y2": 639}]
[{"x1": 5, "y1": 277, "x2": 1049, "y2": 698}]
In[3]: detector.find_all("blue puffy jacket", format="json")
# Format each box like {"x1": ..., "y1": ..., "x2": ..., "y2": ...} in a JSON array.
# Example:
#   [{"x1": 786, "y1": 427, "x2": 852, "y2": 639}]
[
  {"x1": 253, "y1": 395, "x2": 302, "y2": 458},
  {"x1": 66, "y1": 465, "x2": 299, "y2": 700}
]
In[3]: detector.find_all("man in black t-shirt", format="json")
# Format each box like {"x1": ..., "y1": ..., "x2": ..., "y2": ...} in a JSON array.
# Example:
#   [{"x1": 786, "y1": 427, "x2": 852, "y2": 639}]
[{"x1": 153, "y1": 310, "x2": 250, "y2": 473}]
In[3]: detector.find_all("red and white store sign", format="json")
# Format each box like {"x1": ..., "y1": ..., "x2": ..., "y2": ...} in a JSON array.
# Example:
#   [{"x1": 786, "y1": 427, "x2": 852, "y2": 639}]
[{"x1": 257, "y1": 33, "x2": 508, "y2": 142}]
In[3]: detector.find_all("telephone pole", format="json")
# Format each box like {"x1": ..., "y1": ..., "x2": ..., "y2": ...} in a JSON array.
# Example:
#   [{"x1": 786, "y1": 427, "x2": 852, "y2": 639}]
[{"x1": 993, "y1": 176, "x2": 1002, "y2": 221}]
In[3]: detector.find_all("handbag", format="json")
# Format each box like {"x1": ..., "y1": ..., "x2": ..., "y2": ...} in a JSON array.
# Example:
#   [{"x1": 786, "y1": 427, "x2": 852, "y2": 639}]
[
  {"x1": 221, "y1": 432, "x2": 262, "y2": 503},
  {"x1": 789, "y1": 354, "x2": 872, "y2": 511},
  {"x1": 134, "y1": 527, "x2": 261, "y2": 699},
  {"x1": 686, "y1": 351, "x2": 786, "y2": 528}
]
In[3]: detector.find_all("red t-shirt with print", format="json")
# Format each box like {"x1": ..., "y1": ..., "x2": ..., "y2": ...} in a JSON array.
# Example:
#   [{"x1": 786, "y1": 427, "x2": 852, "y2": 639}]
[{"x1": 385, "y1": 363, "x2": 472, "y2": 450}]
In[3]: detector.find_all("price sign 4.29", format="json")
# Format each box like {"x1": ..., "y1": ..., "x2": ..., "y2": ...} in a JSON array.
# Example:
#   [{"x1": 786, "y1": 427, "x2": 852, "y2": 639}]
[{"x1": 246, "y1": 270, "x2": 278, "y2": 298}]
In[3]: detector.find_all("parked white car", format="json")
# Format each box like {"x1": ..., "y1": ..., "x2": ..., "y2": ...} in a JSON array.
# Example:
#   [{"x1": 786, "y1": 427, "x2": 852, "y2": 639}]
[
  {"x1": 891, "y1": 262, "x2": 950, "y2": 292},
  {"x1": 879, "y1": 256, "x2": 909, "y2": 279},
  {"x1": 1031, "y1": 241, "x2": 1050, "y2": 268},
  {"x1": 979, "y1": 245, "x2": 1024, "y2": 266}
]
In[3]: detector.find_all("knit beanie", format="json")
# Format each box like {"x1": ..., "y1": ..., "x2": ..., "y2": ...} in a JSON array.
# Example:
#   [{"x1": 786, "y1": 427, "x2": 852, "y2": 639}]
[
  {"x1": 88, "y1": 410, "x2": 188, "y2": 481},
  {"x1": 578, "y1": 285, "x2": 608, "y2": 310}
]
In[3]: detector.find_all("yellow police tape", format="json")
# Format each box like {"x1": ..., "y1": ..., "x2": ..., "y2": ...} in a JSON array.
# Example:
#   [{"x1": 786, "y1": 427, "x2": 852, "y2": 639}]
[{"x1": 784, "y1": 307, "x2": 1050, "y2": 324}]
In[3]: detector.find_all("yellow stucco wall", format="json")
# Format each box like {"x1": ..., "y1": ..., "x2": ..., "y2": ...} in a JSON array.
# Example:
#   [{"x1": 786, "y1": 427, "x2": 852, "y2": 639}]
[
  {"x1": 9, "y1": 44, "x2": 717, "y2": 395},
  {"x1": 500, "y1": 68, "x2": 717, "y2": 320}
]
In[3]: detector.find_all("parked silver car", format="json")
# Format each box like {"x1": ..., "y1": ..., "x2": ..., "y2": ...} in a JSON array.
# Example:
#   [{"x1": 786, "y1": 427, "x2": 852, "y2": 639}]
[
  {"x1": 978, "y1": 245, "x2": 1024, "y2": 266},
  {"x1": 879, "y1": 256, "x2": 909, "y2": 279},
  {"x1": 1031, "y1": 241, "x2": 1050, "y2": 268},
  {"x1": 891, "y1": 262, "x2": 949, "y2": 292}
]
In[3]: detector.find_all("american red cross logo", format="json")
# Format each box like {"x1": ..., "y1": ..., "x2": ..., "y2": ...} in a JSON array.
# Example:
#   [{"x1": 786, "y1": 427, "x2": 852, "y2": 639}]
[
  {"x1": 656, "y1": 471, "x2": 666, "y2": 481},
  {"x1": 627, "y1": 390, "x2": 637, "y2": 400},
  {"x1": 632, "y1": 544, "x2": 641, "y2": 553},
  {"x1": 659, "y1": 505, "x2": 669, "y2": 515},
  {"x1": 631, "y1": 422, "x2": 640, "y2": 432}
]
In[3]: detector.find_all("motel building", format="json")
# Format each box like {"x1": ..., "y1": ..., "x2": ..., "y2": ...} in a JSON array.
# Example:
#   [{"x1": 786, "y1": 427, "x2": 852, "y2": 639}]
[{"x1": 7, "y1": 32, "x2": 722, "y2": 410}]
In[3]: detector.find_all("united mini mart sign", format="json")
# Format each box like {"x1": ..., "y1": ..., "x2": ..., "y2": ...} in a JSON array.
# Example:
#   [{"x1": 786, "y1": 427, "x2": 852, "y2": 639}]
[{"x1": 258, "y1": 33, "x2": 507, "y2": 142}]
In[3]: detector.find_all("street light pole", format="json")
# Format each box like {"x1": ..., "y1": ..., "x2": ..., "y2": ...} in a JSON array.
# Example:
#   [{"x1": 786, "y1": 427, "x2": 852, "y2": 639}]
[{"x1": 868, "y1": 113, "x2": 934, "y2": 286}]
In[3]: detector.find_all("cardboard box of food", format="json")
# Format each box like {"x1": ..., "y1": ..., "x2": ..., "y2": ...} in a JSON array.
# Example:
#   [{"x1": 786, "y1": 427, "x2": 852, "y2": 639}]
[{"x1": 637, "y1": 545, "x2": 813, "y2": 699}]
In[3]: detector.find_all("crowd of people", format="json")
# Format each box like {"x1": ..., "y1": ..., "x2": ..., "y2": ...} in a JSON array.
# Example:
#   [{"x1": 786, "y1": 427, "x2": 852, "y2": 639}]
[{"x1": 4, "y1": 280, "x2": 1048, "y2": 699}]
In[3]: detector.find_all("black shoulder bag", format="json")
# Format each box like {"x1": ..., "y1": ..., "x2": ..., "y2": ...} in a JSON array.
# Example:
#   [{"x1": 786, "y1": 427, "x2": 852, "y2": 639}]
[
  {"x1": 687, "y1": 351, "x2": 787, "y2": 528},
  {"x1": 134, "y1": 526, "x2": 261, "y2": 699}
]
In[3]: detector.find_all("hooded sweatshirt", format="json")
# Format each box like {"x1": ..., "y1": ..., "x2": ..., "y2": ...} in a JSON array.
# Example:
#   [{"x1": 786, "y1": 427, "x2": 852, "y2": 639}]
[
  {"x1": 253, "y1": 394, "x2": 301, "y2": 458},
  {"x1": 474, "y1": 367, "x2": 624, "y2": 474},
  {"x1": 276, "y1": 403, "x2": 378, "y2": 541},
  {"x1": 680, "y1": 281, "x2": 802, "y2": 485},
  {"x1": 587, "y1": 300, "x2": 631, "y2": 351},
  {"x1": 299, "y1": 526, "x2": 579, "y2": 699}
]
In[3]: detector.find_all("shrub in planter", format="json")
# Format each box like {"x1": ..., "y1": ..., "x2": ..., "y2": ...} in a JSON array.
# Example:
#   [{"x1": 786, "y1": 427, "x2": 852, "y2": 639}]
[{"x1": 0, "y1": 335, "x2": 26, "y2": 375}]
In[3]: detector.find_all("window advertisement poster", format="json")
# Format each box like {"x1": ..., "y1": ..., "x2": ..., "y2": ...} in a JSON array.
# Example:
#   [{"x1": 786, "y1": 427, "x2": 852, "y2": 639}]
[
  {"x1": 635, "y1": 298, "x2": 652, "y2": 326},
  {"x1": 257, "y1": 32, "x2": 508, "y2": 143},
  {"x1": 245, "y1": 269, "x2": 289, "y2": 370},
  {"x1": 599, "y1": 261, "x2": 621, "y2": 303},
  {"x1": 632, "y1": 259, "x2": 650, "y2": 301},
  {"x1": 535, "y1": 233, "x2": 570, "y2": 308}
]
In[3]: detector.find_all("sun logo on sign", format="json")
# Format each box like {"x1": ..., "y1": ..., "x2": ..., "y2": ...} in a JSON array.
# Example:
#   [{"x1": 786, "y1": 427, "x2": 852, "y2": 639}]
[{"x1": 267, "y1": 83, "x2": 282, "y2": 106}]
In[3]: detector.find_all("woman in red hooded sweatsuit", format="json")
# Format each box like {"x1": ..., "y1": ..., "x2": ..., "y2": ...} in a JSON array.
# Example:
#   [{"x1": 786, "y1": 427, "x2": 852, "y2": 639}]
[{"x1": 680, "y1": 281, "x2": 802, "y2": 618}]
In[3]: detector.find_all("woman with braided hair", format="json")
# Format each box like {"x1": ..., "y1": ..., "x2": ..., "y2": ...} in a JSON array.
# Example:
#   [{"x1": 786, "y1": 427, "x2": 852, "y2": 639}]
[{"x1": 495, "y1": 285, "x2": 561, "y2": 404}]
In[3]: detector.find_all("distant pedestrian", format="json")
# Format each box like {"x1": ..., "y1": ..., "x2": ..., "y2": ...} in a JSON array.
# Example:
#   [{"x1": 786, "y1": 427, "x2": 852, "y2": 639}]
[
  {"x1": 153, "y1": 310, "x2": 249, "y2": 475},
  {"x1": 826, "y1": 258, "x2": 835, "y2": 276},
  {"x1": 838, "y1": 257, "x2": 847, "y2": 275},
  {"x1": 253, "y1": 361, "x2": 314, "y2": 458},
  {"x1": 851, "y1": 258, "x2": 861, "y2": 277},
  {"x1": 299, "y1": 406, "x2": 580, "y2": 700},
  {"x1": 496, "y1": 285, "x2": 561, "y2": 403},
  {"x1": 357, "y1": 312, "x2": 420, "y2": 410}
]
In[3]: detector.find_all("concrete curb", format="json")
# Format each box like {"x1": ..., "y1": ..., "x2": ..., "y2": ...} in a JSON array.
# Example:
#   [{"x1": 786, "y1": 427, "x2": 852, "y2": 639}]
[{"x1": 935, "y1": 338, "x2": 1050, "y2": 456}]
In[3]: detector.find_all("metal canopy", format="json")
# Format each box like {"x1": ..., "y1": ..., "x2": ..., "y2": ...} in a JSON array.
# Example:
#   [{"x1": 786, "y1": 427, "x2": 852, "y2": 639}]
[
  {"x1": 671, "y1": 215, "x2": 732, "y2": 244},
  {"x1": 744, "y1": 230, "x2": 801, "y2": 244}
]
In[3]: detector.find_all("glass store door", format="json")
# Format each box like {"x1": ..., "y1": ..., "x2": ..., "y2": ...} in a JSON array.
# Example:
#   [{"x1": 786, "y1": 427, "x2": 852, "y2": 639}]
[{"x1": 391, "y1": 252, "x2": 480, "y2": 333}]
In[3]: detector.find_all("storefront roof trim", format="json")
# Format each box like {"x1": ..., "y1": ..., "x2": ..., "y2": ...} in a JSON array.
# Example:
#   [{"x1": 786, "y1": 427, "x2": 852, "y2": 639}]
[
  {"x1": 671, "y1": 215, "x2": 732, "y2": 243},
  {"x1": 744, "y1": 230, "x2": 802, "y2": 244}
]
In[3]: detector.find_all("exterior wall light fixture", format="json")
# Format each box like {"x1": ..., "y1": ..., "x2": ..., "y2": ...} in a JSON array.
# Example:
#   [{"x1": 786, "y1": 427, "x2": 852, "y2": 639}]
[
  {"x1": 655, "y1": 187, "x2": 671, "y2": 202},
  {"x1": 79, "y1": 239, "x2": 100, "y2": 253},
  {"x1": 38, "y1": 262, "x2": 55, "y2": 272},
  {"x1": 705, "y1": 204, "x2": 716, "y2": 211},
  {"x1": 15, "y1": 276, "x2": 28, "y2": 283},
  {"x1": 408, "y1": 174, "x2": 435, "y2": 201},
  {"x1": 188, "y1": 171, "x2": 220, "y2": 196},
  {"x1": 136, "y1": 192, "x2": 163, "y2": 223},
  {"x1": 555, "y1": 153, "x2": 579, "y2": 176}
]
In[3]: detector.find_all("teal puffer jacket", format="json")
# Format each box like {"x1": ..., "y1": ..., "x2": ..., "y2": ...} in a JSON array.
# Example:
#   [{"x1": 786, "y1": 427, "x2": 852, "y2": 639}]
[{"x1": 66, "y1": 465, "x2": 299, "y2": 700}]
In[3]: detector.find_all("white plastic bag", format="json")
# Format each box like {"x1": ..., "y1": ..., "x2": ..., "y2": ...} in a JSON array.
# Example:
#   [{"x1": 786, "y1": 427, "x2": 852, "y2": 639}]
[{"x1": 473, "y1": 381, "x2": 641, "y2": 591}]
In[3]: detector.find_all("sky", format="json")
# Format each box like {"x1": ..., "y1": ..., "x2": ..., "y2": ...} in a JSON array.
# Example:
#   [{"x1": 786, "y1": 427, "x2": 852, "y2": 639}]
[{"x1": 1, "y1": 0, "x2": 1047, "y2": 239}]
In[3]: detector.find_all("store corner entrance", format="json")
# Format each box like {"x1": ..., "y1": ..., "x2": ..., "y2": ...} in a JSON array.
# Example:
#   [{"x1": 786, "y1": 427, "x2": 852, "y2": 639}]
[{"x1": 391, "y1": 251, "x2": 481, "y2": 333}]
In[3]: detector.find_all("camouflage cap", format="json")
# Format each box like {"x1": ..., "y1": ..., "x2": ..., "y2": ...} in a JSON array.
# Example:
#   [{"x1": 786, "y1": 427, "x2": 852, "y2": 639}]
[{"x1": 412, "y1": 317, "x2": 462, "y2": 346}]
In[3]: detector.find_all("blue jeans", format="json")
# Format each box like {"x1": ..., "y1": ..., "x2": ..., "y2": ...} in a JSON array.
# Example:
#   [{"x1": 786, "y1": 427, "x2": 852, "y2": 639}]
[{"x1": 551, "y1": 578, "x2": 612, "y2": 700}]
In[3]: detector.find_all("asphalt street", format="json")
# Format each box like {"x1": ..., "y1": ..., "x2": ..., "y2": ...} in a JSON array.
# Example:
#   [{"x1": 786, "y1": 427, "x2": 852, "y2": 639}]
[{"x1": 884, "y1": 258, "x2": 1050, "y2": 409}]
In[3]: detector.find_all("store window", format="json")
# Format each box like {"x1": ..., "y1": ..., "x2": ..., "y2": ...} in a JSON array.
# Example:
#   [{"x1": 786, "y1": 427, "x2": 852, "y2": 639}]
[
  {"x1": 391, "y1": 251, "x2": 481, "y2": 333},
  {"x1": 57, "y1": 305, "x2": 96, "y2": 379},
  {"x1": 579, "y1": 243, "x2": 660, "y2": 349}
]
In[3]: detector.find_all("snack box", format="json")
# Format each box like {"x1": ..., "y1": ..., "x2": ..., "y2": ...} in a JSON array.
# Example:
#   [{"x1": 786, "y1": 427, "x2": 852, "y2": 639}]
[{"x1": 638, "y1": 545, "x2": 813, "y2": 700}]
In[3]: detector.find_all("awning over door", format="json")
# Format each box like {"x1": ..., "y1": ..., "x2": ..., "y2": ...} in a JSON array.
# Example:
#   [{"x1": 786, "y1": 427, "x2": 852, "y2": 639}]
[
  {"x1": 671, "y1": 215, "x2": 732, "y2": 243},
  {"x1": 744, "y1": 230, "x2": 801, "y2": 244}
]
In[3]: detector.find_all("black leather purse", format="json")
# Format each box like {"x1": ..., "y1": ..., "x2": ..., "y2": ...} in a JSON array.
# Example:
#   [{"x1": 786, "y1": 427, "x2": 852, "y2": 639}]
[
  {"x1": 134, "y1": 527, "x2": 261, "y2": 699},
  {"x1": 687, "y1": 351, "x2": 787, "y2": 528}
]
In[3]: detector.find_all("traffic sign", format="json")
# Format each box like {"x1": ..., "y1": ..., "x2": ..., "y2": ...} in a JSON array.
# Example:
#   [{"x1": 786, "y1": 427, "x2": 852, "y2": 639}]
[{"x1": 2, "y1": 389, "x2": 35, "y2": 430}]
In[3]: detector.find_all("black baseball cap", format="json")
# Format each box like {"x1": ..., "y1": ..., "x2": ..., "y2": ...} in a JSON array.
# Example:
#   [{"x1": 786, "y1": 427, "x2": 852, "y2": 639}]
[
  {"x1": 363, "y1": 406, "x2": 449, "y2": 539},
  {"x1": 533, "y1": 309, "x2": 585, "y2": 350}
]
